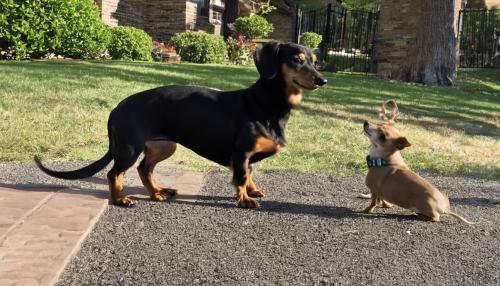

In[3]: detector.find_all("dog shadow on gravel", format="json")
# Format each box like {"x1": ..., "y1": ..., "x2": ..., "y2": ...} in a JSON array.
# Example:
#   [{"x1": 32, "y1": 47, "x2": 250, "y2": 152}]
[
  {"x1": 172, "y1": 194, "x2": 419, "y2": 221},
  {"x1": 450, "y1": 197, "x2": 500, "y2": 207}
]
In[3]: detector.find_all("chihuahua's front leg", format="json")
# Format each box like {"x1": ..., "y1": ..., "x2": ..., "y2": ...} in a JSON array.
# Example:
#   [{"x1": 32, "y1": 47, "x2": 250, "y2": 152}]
[{"x1": 364, "y1": 194, "x2": 378, "y2": 213}]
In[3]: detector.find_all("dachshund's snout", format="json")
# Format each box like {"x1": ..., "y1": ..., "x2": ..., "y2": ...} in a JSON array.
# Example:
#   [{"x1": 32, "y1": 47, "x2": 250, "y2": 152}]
[{"x1": 315, "y1": 77, "x2": 328, "y2": 86}]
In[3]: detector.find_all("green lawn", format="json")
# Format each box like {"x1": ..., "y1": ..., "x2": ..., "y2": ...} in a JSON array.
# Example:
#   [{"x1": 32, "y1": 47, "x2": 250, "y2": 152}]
[{"x1": 0, "y1": 60, "x2": 499, "y2": 179}]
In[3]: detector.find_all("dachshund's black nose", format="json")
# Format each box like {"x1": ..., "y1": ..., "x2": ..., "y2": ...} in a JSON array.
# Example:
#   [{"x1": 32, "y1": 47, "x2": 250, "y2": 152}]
[
  {"x1": 315, "y1": 77, "x2": 328, "y2": 86},
  {"x1": 364, "y1": 121, "x2": 369, "y2": 127}
]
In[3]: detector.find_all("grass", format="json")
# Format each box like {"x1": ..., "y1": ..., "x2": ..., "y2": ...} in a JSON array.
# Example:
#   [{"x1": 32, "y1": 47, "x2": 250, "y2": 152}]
[{"x1": 0, "y1": 60, "x2": 499, "y2": 179}]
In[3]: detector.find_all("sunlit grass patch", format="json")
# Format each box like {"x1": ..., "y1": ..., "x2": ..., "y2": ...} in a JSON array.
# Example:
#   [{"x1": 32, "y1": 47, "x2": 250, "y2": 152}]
[{"x1": 0, "y1": 61, "x2": 498, "y2": 179}]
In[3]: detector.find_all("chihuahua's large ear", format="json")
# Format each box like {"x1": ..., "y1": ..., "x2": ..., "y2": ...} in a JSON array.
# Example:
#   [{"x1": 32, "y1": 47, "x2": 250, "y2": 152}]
[
  {"x1": 379, "y1": 100, "x2": 399, "y2": 124},
  {"x1": 395, "y1": 137, "x2": 411, "y2": 150},
  {"x1": 254, "y1": 42, "x2": 280, "y2": 79}
]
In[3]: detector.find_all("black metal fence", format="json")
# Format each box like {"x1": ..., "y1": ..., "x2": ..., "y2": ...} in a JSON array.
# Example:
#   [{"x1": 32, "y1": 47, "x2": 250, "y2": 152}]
[
  {"x1": 458, "y1": 9, "x2": 500, "y2": 68},
  {"x1": 295, "y1": 4, "x2": 379, "y2": 73}
]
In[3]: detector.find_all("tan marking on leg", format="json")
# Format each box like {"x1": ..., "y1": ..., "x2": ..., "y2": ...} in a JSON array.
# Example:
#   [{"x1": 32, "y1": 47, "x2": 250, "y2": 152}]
[
  {"x1": 244, "y1": 137, "x2": 278, "y2": 199},
  {"x1": 108, "y1": 171, "x2": 135, "y2": 207},
  {"x1": 247, "y1": 171, "x2": 265, "y2": 198},
  {"x1": 138, "y1": 141, "x2": 177, "y2": 201},
  {"x1": 235, "y1": 159, "x2": 260, "y2": 208}
]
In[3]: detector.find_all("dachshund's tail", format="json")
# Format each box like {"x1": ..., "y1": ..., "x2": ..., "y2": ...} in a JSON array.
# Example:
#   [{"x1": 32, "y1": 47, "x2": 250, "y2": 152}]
[{"x1": 34, "y1": 151, "x2": 112, "y2": 180}]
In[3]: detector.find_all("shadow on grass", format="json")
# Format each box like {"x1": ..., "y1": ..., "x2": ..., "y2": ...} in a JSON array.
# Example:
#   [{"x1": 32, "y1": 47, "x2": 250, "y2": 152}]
[
  {"x1": 2, "y1": 61, "x2": 498, "y2": 138},
  {"x1": 0, "y1": 60, "x2": 258, "y2": 91},
  {"x1": 302, "y1": 72, "x2": 500, "y2": 138}
]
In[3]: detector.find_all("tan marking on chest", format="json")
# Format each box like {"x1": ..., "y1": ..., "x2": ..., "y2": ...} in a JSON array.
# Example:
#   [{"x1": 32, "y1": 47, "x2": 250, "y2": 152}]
[{"x1": 253, "y1": 137, "x2": 280, "y2": 154}]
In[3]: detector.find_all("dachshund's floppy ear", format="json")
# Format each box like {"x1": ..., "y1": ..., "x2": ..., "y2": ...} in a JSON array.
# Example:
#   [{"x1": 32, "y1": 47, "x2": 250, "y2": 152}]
[{"x1": 254, "y1": 42, "x2": 280, "y2": 79}]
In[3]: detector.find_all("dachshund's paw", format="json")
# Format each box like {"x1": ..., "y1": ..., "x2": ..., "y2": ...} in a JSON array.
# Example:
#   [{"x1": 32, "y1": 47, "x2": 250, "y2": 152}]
[
  {"x1": 237, "y1": 197, "x2": 260, "y2": 208},
  {"x1": 114, "y1": 196, "x2": 136, "y2": 207},
  {"x1": 151, "y1": 188, "x2": 177, "y2": 201},
  {"x1": 247, "y1": 188, "x2": 266, "y2": 198}
]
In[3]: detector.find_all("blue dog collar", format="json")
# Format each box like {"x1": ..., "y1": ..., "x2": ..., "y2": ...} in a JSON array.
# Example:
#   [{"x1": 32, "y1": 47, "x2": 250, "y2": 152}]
[{"x1": 366, "y1": 156, "x2": 391, "y2": 168}]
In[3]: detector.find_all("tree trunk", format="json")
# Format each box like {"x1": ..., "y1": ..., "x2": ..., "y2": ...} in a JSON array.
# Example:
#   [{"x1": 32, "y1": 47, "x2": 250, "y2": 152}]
[
  {"x1": 223, "y1": 0, "x2": 240, "y2": 39},
  {"x1": 404, "y1": 0, "x2": 461, "y2": 85}
]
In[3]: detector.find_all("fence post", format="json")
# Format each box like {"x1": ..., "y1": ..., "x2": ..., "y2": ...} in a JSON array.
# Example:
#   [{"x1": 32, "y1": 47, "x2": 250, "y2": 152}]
[
  {"x1": 294, "y1": 5, "x2": 301, "y2": 43},
  {"x1": 321, "y1": 3, "x2": 333, "y2": 62}
]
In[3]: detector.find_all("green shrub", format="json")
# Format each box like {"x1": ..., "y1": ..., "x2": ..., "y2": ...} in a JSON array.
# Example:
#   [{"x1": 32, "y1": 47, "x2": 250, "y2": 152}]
[
  {"x1": 300, "y1": 32, "x2": 323, "y2": 49},
  {"x1": 107, "y1": 26, "x2": 152, "y2": 61},
  {"x1": 171, "y1": 31, "x2": 227, "y2": 64},
  {"x1": 0, "y1": 0, "x2": 109, "y2": 60},
  {"x1": 58, "y1": 0, "x2": 110, "y2": 59},
  {"x1": 234, "y1": 15, "x2": 274, "y2": 40}
]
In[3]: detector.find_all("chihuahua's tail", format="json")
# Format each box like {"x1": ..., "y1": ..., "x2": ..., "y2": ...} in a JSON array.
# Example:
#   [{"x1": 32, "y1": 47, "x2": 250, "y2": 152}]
[
  {"x1": 444, "y1": 211, "x2": 475, "y2": 225},
  {"x1": 34, "y1": 151, "x2": 112, "y2": 180}
]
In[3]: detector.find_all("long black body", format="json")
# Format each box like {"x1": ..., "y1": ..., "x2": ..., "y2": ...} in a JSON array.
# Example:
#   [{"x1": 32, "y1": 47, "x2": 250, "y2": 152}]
[
  {"x1": 35, "y1": 42, "x2": 327, "y2": 208},
  {"x1": 112, "y1": 80, "x2": 288, "y2": 167}
]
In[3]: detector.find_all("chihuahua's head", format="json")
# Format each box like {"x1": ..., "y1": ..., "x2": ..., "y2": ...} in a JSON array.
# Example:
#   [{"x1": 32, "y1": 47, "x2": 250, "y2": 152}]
[{"x1": 363, "y1": 100, "x2": 411, "y2": 158}]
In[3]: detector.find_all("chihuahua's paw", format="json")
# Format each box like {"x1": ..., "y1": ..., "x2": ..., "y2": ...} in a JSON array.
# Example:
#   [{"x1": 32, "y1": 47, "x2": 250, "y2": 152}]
[
  {"x1": 247, "y1": 188, "x2": 266, "y2": 198},
  {"x1": 237, "y1": 197, "x2": 261, "y2": 208}
]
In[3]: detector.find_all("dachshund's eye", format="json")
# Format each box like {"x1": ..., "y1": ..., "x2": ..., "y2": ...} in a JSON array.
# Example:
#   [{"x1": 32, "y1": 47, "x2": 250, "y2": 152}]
[
  {"x1": 379, "y1": 134, "x2": 386, "y2": 141},
  {"x1": 293, "y1": 56, "x2": 303, "y2": 64}
]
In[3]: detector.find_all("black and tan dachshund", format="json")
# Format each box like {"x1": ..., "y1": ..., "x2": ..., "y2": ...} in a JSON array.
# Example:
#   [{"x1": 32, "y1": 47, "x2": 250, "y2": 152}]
[{"x1": 35, "y1": 42, "x2": 327, "y2": 208}]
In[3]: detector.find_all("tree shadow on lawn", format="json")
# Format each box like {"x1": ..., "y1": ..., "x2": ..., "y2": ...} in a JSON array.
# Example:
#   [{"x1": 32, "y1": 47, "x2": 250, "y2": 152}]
[
  {"x1": 0, "y1": 61, "x2": 258, "y2": 91},
  {"x1": 3, "y1": 61, "x2": 497, "y2": 137},
  {"x1": 303, "y1": 82, "x2": 500, "y2": 138}
]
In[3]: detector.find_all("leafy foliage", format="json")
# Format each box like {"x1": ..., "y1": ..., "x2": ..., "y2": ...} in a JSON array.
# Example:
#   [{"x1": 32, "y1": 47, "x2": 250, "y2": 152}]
[
  {"x1": 341, "y1": 0, "x2": 378, "y2": 11},
  {"x1": 234, "y1": 15, "x2": 274, "y2": 40},
  {"x1": 107, "y1": 26, "x2": 152, "y2": 61},
  {"x1": 300, "y1": 32, "x2": 323, "y2": 49},
  {"x1": 226, "y1": 35, "x2": 256, "y2": 65},
  {"x1": 171, "y1": 31, "x2": 227, "y2": 64},
  {"x1": 58, "y1": 0, "x2": 110, "y2": 59},
  {"x1": 0, "y1": 0, "x2": 109, "y2": 59},
  {"x1": 295, "y1": 0, "x2": 377, "y2": 11},
  {"x1": 257, "y1": 2, "x2": 277, "y2": 15}
]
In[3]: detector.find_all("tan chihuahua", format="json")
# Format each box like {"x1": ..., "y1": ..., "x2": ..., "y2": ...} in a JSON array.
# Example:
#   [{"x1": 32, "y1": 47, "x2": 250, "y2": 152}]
[{"x1": 363, "y1": 100, "x2": 473, "y2": 224}]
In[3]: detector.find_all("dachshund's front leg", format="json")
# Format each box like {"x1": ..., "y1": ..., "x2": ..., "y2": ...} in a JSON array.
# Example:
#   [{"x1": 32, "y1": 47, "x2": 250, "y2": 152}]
[{"x1": 232, "y1": 152, "x2": 260, "y2": 208}]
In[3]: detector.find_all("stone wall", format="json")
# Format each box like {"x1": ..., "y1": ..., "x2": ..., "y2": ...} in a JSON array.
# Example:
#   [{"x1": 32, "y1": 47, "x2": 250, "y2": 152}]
[
  {"x1": 266, "y1": 8, "x2": 296, "y2": 42},
  {"x1": 97, "y1": 0, "x2": 144, "y2": 28},
  {"x1": 485, "y1": 0, "x2": 500, "y2": 8},
  {"x1": 142, "y1": 0, "x2": 187, "y2": 41},
  {"x1": 97, "y1": 0, "x2": 224, "y2": 42}
]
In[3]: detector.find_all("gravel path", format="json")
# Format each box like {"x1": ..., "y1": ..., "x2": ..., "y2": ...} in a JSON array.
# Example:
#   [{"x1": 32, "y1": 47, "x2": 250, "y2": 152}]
[{"x1": 1, "y1": 163, "x2": 499, "y2": 285}]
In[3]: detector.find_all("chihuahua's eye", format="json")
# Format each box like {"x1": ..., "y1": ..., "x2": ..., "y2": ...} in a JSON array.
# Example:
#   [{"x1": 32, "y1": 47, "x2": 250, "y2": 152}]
[{"x1": 379, "y1": 134, "x2": 386, "y2": 141}]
